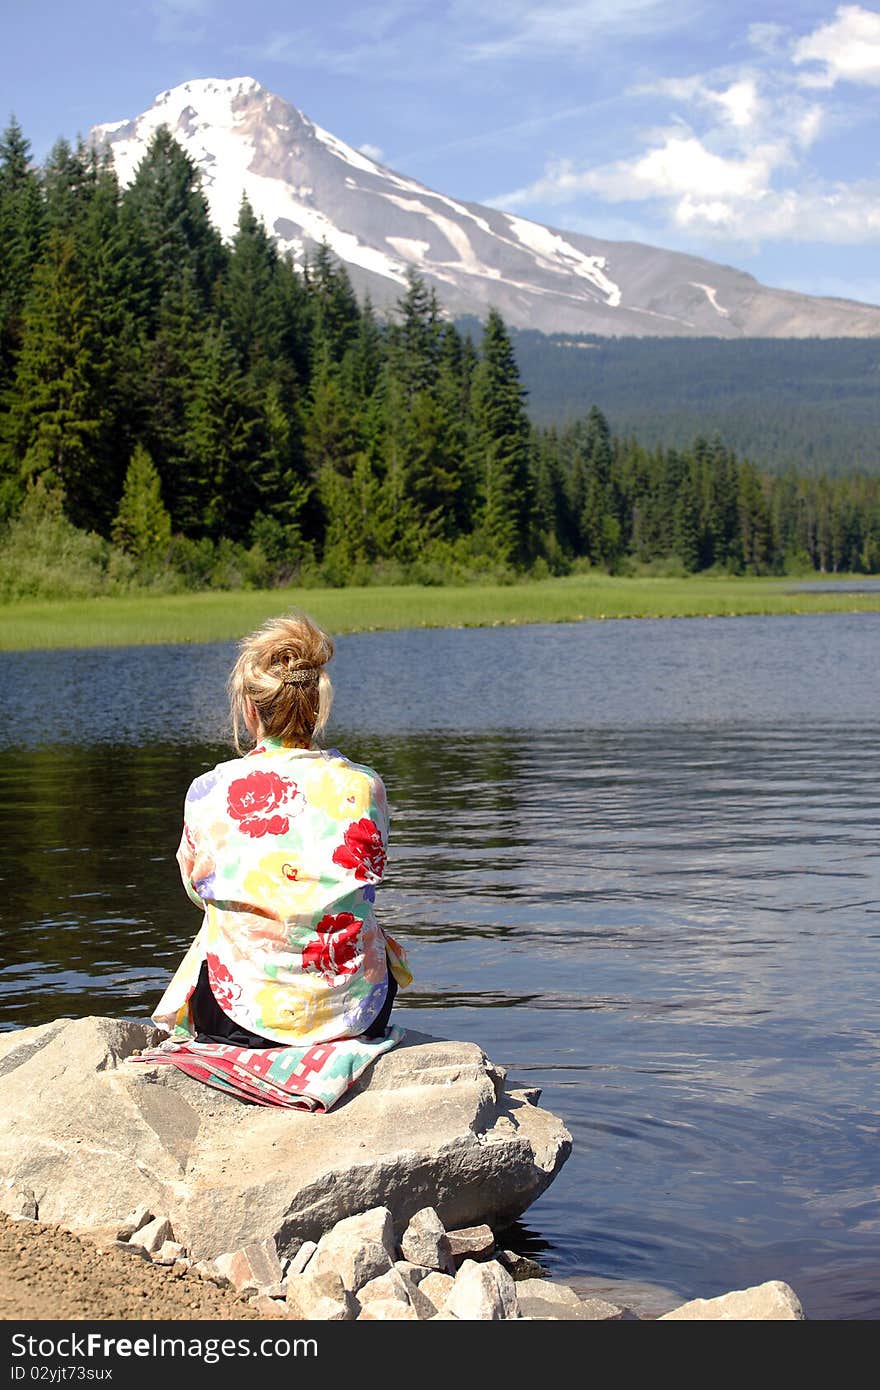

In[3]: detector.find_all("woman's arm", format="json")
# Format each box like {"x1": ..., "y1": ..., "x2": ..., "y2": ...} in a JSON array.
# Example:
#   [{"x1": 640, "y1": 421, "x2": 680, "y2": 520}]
[{"x1": 176, "y1": 821, "x2": 205, "y2": 908}]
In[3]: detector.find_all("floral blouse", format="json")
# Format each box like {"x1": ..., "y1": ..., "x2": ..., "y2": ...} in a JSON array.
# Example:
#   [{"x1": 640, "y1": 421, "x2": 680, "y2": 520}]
[{"x1": 152, "y1": 737, "x2": 412, "y2": 1046}]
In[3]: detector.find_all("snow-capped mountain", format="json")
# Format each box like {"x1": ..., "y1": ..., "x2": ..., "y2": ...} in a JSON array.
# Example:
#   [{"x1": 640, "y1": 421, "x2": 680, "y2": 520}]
[{"x1": 90, "y1": 77, "x2": 880, "y2": 338}]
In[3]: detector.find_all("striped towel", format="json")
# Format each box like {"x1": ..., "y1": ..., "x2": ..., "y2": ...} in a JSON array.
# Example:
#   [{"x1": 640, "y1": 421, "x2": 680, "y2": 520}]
[{"x1": 126, "y1": 1024, "x2": 404, "y2": 1112}]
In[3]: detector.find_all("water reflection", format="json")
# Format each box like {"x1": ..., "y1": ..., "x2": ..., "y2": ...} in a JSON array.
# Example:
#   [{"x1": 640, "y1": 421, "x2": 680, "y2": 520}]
[{"x1": 0, "y1": 614, "x2": 878, "y2": 1319}]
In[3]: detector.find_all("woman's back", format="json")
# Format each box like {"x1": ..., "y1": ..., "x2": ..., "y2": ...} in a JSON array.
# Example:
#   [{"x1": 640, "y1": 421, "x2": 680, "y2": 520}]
[{"x1": 151, "y1": 612, "x2": 410, "y2": 1048}]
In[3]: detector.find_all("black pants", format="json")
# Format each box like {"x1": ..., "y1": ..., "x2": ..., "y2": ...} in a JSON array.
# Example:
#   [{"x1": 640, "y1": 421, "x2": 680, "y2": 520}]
[{"x1": 190, "y1": 960, "x2": 397, "y2": 1046}]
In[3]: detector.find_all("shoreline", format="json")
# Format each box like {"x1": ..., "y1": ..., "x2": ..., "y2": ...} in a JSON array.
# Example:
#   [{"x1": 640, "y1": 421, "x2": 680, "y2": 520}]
[{"x1": 3, "y1": 574, "x2": 880, "y2": 652}]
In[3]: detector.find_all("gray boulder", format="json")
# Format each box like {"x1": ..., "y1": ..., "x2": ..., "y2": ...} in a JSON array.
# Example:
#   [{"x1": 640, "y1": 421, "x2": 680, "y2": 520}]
[
  {"x1": 0, "y1": 1016, "x2": 571, "y2": 1262},
  {"x1": 660, "y1": 1280, "x2": 805, "y2": 1321}
]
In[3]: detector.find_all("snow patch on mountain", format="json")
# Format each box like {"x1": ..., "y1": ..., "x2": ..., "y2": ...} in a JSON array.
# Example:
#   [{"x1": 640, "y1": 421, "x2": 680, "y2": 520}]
[
  {"x1": 689, "y1": 282, "x2": 730, "y2": 318},
  {"x1": 505, "y1": 215, "x2": 622, "y2": 307}
]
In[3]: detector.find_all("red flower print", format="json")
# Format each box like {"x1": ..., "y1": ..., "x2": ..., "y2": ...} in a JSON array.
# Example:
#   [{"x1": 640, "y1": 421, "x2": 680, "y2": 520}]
[
  {"x1": 302, "y1": 912, "x2": 361, "y2": 981},
  {"x1": 331, "y1": 818, "x2": 386, "y2": 882},
  {"x1": 206, "y1": 953, "x2": 242, "y2": 1013},
  {"x1": 226, "y1": 770, "x2": 301, "y2": 838}
]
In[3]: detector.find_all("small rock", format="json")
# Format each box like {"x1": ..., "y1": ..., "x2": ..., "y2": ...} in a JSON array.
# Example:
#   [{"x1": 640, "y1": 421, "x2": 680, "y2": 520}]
[
  {"x1": 153, "y1": 1240, "x2": 187, "y2": 1266},
  {"x1": 419, "y1": 1271, "x2": 455, "y2": 1310},
  {"x1": 170, "y1": 1261, "x2": 190, "y2": 1279},
  {"x1": 446, "y1": 1259, "x2": 519, "y2": 1320},
  {"x1": 193, "y1": 1261, "x2": 229, "y2": 1286},
  {"x1": 310, "y1": 1213, "x2": 393, "y2": 1293},
  {"x1": 213, "y1": 1237, "x2": 283, "y2": 1292},
  {"x1": 400, "y1": 1207, "x2": 455, "y2": 1274},
  {"x1": 115, "y1": 1205, "x2": 152, "y2": 1242},
  {"x1": 447, "y1": 1224, "x2": 496, "y2": 1262},
  {"x1": 514, "y1": 1278, "x2": 582, "y2": 1307},
  {"x1": 357, "y1": 1299, "x2": 419, "y2": 1321},
  {"x1": 358, "y1": 1269, "x2": 412, "y2": 1307},
  {"x1": 286, "y1": 1269, "x2": 358, "y2": 1322},
  {"x1": 0, "y1": 1184, "x2": 38, "y2": 1221},
  {"x1": 262, "y1": 1281, "x2": 286, "y2": 1299},
  {"x1": 393, "y1": 1266, "x2": 442, "y2": 1319},
  {"x1": 129, "y1": 1216, "x2": 173, "y2": 1254},
  {"x1": 394, "y1": 1260, "x2": 433, "y2": 1284},
  {"x1": 252, "y1": 1295, "x2": 286, "y2": 1319},
  {"x1": 288, "y1": 1240, "x2": 317, "y2": 1277},
  {"x1": 498, "y1": 1250, "x2": 548, "y2": 1280},
  {"x1": 660, "y1": 1280, "x2": 805, "y2": 1321},
  {"x1": 518, "y1": 1294, "x2": 632, "y2": 1320},
  {"x1": 507, "y1": 1087, "x2": 542, "y2": 1106}
]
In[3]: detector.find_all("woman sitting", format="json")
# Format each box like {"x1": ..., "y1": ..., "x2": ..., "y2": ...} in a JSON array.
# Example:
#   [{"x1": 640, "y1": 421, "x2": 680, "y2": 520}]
[{"x1": 152, "y1": 611, "x2": 411, "y2": 1051}]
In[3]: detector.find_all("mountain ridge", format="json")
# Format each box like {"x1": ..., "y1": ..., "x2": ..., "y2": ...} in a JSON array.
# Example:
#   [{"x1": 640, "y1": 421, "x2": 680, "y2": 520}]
[{"x1": 90, "y1": 76, "x2": 880, "y2": 340}]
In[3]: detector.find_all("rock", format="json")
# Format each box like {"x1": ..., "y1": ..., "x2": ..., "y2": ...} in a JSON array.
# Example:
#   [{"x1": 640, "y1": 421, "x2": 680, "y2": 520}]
[
  {"x1": 514, "y1": 1278, "x2": 582, "y2": 1307},
  {"x1": 154, "y1": 1240, "x2": 187, "y2": 1265},
  {"x1": 213, "y1": 1238, "x2": 282, "y2": 1292},
  {"x1": 0, "y1": 1182, "x2": 37, "y2": 1220},
  {"x1": 115, "y1": 1205, "x2": 153, "y2": 1241},
  {"x1": 0, "y1": 1017, "x2": 571, "y2": 1260},
  {"x1": 393, "y1": 1260, "x2": 432, "y2": 1284},
  {"x1": 508, "y1": 1088, "x2": 542, "y2": 1106},
  {"x1": 447, "y1": 1224, "x2": 495, "y2": 1261},
  {"x1": 518, "y1": 1293, "x2": 633, "y2": 1320},
  {"x1": 129, "y1": 1216, "x2": 173, "y2": 1254},
  {"x1": 394, "y1": 1266, "x2": 443, "y2": 1319},
  {"x1": 287, "y1": 1241, "x2": 317, "y2": 1277},
  {"x1": 286, "y1": 1269, "x2": 358, "y2": 1321},
  {"x1": 419, "y1": 1270, "x2": 455, "y2": 1310},
  {"x1": 252, "y1": 1295, "x2": 286, "y2": 1319},
  {"x1": 446, "y1": 1259, "x2": 519, "y2": 1320},
  {"x1": 192, "y1": 1261, "x2": 229, "y2": 1286},
  {"x1": 400, "y1": 1207, "x2": 455, "y2": 1273},
  {"x1": 357, "y1": 1268, "x2": 411, "y2": 1307},
  {"x1": 497, "y1": 1249, "x2": 547, "y2": 1280},
  {"x1": 357, "y1": 1299, "x2": 419, "y2": 1320},
  {"x1": 660, "y1": 1280, "x2": 805, "y2": 1321},
  {"x1": 309, "y1": 1208, "x2": 394, "y2": 1292}
]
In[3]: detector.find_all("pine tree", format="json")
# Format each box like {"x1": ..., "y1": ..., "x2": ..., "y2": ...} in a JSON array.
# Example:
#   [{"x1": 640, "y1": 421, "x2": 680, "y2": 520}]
[
  {"x1": 182, "y1": 323, "x2": 263, "y2": 540},
  {"x1": 470, "y1": 309, "x2": 533, "y2": 566},
  {"x1": 222, "y1": 197, "x2": 285, "y2": 381},
  {"x1": 1, "y1": 230, "x2": 112, "y2": 529},
  {"x1": 121, "y1": 127, "x2": 226, "y2": 323},
  {"x1": 111, "y1": 443, "x2": 171, "y2": 559},
  {"x1": 306, "y1": 242, "x2": 360, "y2": 367},
  {"x1": 0, "y1": 117, "x2": 44, "y2": 390}
]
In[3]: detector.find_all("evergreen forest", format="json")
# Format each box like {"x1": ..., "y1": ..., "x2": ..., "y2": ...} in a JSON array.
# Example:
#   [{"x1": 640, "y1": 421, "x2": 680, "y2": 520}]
[{"x1": 2, "y1": 116, "x2": 880, "y2": 602}]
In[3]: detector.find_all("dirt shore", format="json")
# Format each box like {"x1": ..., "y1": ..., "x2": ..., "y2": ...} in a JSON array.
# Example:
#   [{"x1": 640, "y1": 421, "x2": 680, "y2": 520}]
[{"x1": 0, "y1": 1215, "x2": 259, "y2": 1321}]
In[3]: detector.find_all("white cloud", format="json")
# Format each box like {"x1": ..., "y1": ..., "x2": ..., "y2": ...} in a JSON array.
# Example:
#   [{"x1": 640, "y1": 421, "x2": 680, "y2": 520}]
[
  {"x1": 359, "y1": 143, "x2": 384, "y2": 162},
  {"x1": 497, "y1": 132, "x2": 787, "y2": 210},
  {"x1": 793, "y1": 5, "x2": 880, "y2": 87},
  {"x1": 747, "y1": 21, "x2": 789, "y2": 57},
  {"x1": 456, "y1": 0, "x2": 698, "y2": 60},
  {"x1": 491, "y1": 8, "x2": 880, "y2": 247}
]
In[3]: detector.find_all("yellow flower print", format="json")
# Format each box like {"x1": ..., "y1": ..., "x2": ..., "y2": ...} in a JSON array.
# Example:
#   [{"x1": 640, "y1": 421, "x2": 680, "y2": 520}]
[
  {"x1": 304, "y1": 764, "x2": 372, "y2": 821},
  {"x1": 241, "y1": 851, "x2": 329, "y2": 915},
  {"x1": 252, "y1": 974, "x2": 334, "y2": 1040}
]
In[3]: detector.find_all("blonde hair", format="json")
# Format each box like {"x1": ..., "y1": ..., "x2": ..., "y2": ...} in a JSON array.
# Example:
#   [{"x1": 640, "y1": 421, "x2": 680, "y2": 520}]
[{"x1": 228, "y1": 611, "x2": 334, "y2": 753}]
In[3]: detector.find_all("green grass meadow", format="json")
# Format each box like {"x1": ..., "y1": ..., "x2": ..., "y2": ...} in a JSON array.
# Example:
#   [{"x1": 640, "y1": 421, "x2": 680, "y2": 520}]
[{"x1": 2, "y1": 574, "x2": 879, "y2": 651}]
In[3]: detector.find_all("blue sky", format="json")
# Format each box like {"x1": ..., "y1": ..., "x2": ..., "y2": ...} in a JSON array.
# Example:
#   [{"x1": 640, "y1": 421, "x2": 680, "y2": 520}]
[{"x1": 5, "y1": 1, "x2": 880, "y2": 304}]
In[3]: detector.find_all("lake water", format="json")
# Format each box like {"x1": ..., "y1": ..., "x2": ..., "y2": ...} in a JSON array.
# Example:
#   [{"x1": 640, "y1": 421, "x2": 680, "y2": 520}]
[{"x1": 1, "y1": 613, "x2": 878, "y2": 1319}]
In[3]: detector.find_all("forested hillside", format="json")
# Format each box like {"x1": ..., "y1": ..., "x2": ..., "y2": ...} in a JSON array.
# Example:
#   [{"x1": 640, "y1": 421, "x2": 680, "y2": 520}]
[
  {"x1": 2, "y1": 116, "x2": 880, "y2": 601},
  {"x1": 496, "y1": 327, "x2": 880, "y2": 475}
]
